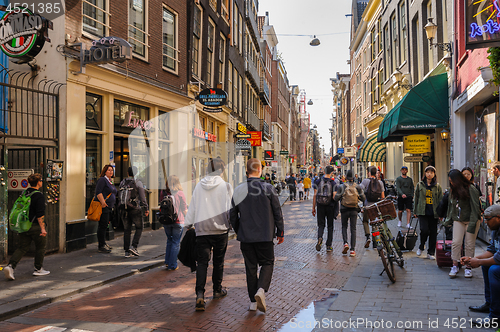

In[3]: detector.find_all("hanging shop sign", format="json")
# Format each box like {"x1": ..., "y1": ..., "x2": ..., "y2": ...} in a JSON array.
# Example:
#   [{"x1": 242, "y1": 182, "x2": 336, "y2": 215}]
[
  {"x1": 403, "y1": 135, "x2": 431, "y2": 154},
  {"x1": 235, "y1": 139, "x2": 251, "y2": 151},
  {"x1": 340, "y1": 157, "x2": 350, "y2": 165},
  {"x1": 235, "y1": 134, "x2": 251, "y2": 139},
  {"x1": 193, "y1": 128, "x2": 217, "y2": 142},
  {"x1": 237, "y1": 123, "x2": 247, "y2": 134},
  {"x1": 203, "y1": 107, "x2": 223, "y2": 113},
  {"x1": 0, "y1": 7, "x2": 53, "y2": 63},
  {"x1": 264, "y1": 150, "x2": 275, "y2": 161},
  {"x1": 404, "y1": 155, "x2": 431, "y2": 163},
  {"x1": 280, "y1": 150, "x2": 289, "y2": 155},
  {"x1": 78, "y1": 36, "x2": 132, "y2": 73},
  {"x1": 344, "y1": 146, "x2": 356, "y2": 158},
  {"x1": 466, "y1": 0, "x2": 500, "y2": 49},
  {"x1": 196, "y1": 88, "x2": 228, "y2": 108},
  {"x1": 337, "y1": 148, "x2": 344, "y2": 154},
  {"x1": 7, "y1": 169, "x2": 33, "y2": 191},
  {"x1": 123, "y1": 111, "x2": 153, "y2": 130},
  {"x1": 247, "y1": 131, "x2": 262, "y2": 146}
]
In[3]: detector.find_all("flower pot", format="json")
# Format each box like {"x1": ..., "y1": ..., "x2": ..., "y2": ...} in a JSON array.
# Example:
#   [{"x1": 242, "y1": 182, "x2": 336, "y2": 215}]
[{"x1": 479, "y1": 66, "x2": 493, "y2": 82}]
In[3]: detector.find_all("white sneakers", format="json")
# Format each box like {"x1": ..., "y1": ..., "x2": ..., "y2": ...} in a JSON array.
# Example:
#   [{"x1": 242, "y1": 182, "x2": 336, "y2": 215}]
[
  {"x1": 449, "y1": 266, "x2": 459, "y2": 278},
  {"x1": 3, "y1": 265, "x2": 14, "y2": 280},
  {"x1": 397, "y1": 221, "x2": 402, "y2": 227},
  {"x1": 249, "y1": 302, "x2": 257, "y2": 311},
  {"x1": 33, "y1": 268, "x2": 50, "y2": 276},
  {"x1": 254, "y1": 288, "x2": 266, "y2": 313},
  {"x1": 464, "y1": 268, "x2": 473, "y2": 278},
  {"x1": 427, "y1": 254, "x2": 436, "y2": 260},
  {"x1": 406, "y1": 224, "x2": 413, "y2": 229},
  {"x1": 416, "y1": 249, "x2": 422, "y2": 256}
]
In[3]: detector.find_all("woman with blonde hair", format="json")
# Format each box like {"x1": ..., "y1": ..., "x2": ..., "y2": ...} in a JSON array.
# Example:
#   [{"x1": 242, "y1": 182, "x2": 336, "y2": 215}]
[{"x1": 160, "y1": 175, "x2": 187, "y2": 270}]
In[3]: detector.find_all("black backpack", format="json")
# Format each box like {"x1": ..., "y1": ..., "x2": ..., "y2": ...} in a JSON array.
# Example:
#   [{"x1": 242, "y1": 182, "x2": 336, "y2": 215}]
[
  {"x1": 159, "y1": 193, "x2": 178, "y2": 225},
  {"x1": 316, "y1": 178, "x2": 333, "y2": 205},
  {"x1": 365, "y1": 178, "x2": 382, "y2": 202},
  {"x1": 436, "y1": 190, "x2": 449, "y2": 218},
  {"x1": 118, "y1": 179, "x2": 140, "y2": 210}
]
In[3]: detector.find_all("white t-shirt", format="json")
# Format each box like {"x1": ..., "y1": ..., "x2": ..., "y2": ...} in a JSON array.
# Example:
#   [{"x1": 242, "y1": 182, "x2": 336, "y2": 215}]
[
  {"x1": 297, "y1": 183, "x2": 304, "y2": 192},
  {"x1": 495, "y1": 177, "x2": 500, "y2": 204}
]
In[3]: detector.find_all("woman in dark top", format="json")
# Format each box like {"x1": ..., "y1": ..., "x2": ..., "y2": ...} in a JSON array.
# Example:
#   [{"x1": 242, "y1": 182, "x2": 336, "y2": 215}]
[
  {"x1": 462, "y1": 167, "x2": 482, "y2": 197},
  {"x1": 95, "y1": 165, "x2": 117, "y2": 253}
]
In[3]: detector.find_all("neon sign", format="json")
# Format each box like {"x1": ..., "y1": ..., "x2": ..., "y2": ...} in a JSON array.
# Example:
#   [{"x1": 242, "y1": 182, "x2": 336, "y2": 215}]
[{"x1": 467, "y1": 0, "x2": 500, "y2": 49}]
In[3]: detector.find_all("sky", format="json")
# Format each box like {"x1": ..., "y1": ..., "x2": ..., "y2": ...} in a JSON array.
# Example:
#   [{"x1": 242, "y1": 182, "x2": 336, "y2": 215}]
[{"x1": 258, "y1": 0, "x2": 352, "y2": 154}]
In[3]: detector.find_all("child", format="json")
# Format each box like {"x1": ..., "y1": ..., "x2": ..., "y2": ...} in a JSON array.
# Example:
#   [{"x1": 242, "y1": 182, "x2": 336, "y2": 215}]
[{"x1": 297, "y1": 180, "x2": 305, "y2": 200}]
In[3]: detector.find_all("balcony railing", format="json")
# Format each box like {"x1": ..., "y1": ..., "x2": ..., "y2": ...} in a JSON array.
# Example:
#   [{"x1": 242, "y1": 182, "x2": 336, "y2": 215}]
[
  {"x1": 245, "y1": 56, "x2": 260, "y2": 89},
  {"x1": 246, "y1": 106, "x2": 260, "y2": 131},
  {"x1": 260, "y1": 119, "x2": 270, "y2": 140},
  {"x1": 259, "y1": 78, "x2": 270, "y2": 105},
  {"x1": 245, "y1": 0, "x2": 260, "y2": 51}
]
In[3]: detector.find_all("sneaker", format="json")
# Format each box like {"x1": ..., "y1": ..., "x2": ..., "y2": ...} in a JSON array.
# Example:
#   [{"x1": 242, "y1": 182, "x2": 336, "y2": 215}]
[
  {"x1": 125, "y1": 251, "x2": 131, "y2": 258},
  {"x1": 98, "y1": 247, "x2": 111, "y2": 253},
  {"x1": 3, "y1": 264, "x2": 14, "y2": 280},
  {"x1": 254, "y1": 288, "x2": 266, "y2": 313},
  {"x1": 33, "y1": 268, "x2": 50, "y2": 276},
  {"x1": 349, "y1": 250, "x2": 356, "y2": 257},
  {"x1": 406, "y1": 224, "x2": 413, "y2": 229},
  {"x1": 449, "y1": 266, "x2": 459, "y2": 278},
  {"x1": 397, "y1": 221, "x2": 402, "y2": 227},
  {"x1": 464, "y1": 268, "x2": 472, "y2": 278},
  {"x1": 249, "y1": 302, "x2": 258, "y2": 311},
  {"x1": 326, "y1": 246, "x2": 333, "y2": 252},
  {"x1": 316, "y1": 238, "x2": 323, "y2": 251},
  {"x1": 364, "y1": 237, "x2": 371, "y2": 248},
  {"x1": 213, "y1": 288, "x2": 227, "y2": 299},
  {"x1": 104, "y1": 243, "x2": 113, "y2": 250},
  {"x1": 416, "y1": 249, "x2": 422, "y2": 256},
  {"x1": 427, "y1": 254, "x2": 436, "y2": 260},
  {"x1": 129, "y1": 247, "x2": 140, "y2": 257},
  {"x1": 342, "y1": 243, "x2": 349, "y2": 255},
  {"x1": 167, "y1": 267, "x2": 179, "y2": 271},
  {"x1": 195, "y1": 297, "x2": 205, "y2": 311}
]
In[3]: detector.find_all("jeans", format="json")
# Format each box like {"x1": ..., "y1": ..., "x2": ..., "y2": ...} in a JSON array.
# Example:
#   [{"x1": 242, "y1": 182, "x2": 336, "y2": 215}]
[
  {"x1": 196, "y1": 233, "x2": 228, "y2": 295},
  {"x1": 482, "y1": 265, "x2": 500, "y2": 319},
  {"x1": 97, "y1": 208, "x2": 111, "y2": 248},
  {"x1": 317, "y1": 204, "x2": 334, "y2": 246},
  {"x1": 418, "y1": 215, "x2": 438, "y2": 255},
  {"x1": 164, "y1": 224, "x2": 183, "y2": 269},
  {"x1": 362, "y1": 209, "x2": 371, "y2": 237},
  {"x1": 9, "y1": 222, "x2": 46, "y2": 270},
  {"x1": 341, "y1": 209, "x2": 358, "y2": 249},
  {"x1": 240, "y1": 242, "x2": 275, "y2": 302},
  {"x1": 123, "y1": 209, "x2": 143, "y2": 251},
  {"x1": 289, "y1": 185, "x2": 296, "y2": 200}
]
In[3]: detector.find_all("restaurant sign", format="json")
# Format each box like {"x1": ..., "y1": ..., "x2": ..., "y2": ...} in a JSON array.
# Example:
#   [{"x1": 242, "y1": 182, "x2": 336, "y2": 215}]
[
  {"x1": 247, "y1": 131, "x2": 262, "y2": 147},
  {"x1": 196, "y1": 88, "x2": 228, "y2": 107},
  {"x1": 403, "y1": 135, "x2": 431, "y2": 154},
  {"x1": 466, "y1": 0, "x2": 500, "y2": 49}
]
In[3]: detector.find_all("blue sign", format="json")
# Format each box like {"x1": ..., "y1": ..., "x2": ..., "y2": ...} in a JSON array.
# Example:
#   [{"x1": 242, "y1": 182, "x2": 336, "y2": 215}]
[
  {"x1": 337, "y1": 148, "x2": 344, "y2": 154},
  {"x1": 110, "y1": 151, "x2": 114, "y2": 161}
]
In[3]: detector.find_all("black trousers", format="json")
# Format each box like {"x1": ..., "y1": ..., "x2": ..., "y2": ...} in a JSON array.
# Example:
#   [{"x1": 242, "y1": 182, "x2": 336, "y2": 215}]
[
  {"x1": 195, "y1": 233, "x2": 228, "y2": 294},
  {"x1": 341, "y1": 209, "x2": 358, "y2": 249},
  {"x1": 9, "y1": 223, "x2": 46, "y2": 270},
  {"x1": 123, "y1": 209, "x2": 143, "y2": 251},
  {"x1": 97, "y1": 208, "x2": 111, "y2": 248},
  {"x1": 240, "y1": 241, "x2": 275, "y2": 302},
  {"x1": 317, "y1": 204, "x2": 335, "y2": 246},
  {"x1": 289, "y1": 185, "x2": 296, "y2": 200},
  {"x1": 418, "y1": 215, "x2": 438, "y2": 255}
]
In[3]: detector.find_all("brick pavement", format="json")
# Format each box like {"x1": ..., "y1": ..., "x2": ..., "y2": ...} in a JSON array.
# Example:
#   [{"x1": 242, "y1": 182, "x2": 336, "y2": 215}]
[{"x1": 3, "y1": 199, "x2": 368, "y2": 332}]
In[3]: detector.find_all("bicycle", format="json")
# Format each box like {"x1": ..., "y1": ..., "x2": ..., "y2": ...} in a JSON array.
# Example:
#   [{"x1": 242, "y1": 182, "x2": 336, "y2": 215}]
[{"x1": 364, "y1": 196, "x2": 404, "y2": 283}]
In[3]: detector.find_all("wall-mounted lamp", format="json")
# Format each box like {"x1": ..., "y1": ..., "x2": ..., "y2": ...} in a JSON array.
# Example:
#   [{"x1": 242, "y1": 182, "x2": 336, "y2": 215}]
[
  {"x1": 424, "y1": 18, "x2": 452, "y2": 53},
  {"x1": 440, "y1": 128, "x2": 450, "y2": 141}
]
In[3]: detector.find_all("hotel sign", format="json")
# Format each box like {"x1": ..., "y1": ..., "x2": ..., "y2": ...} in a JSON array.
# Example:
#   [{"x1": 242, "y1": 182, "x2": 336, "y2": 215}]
[
  {"x1": 466, "y1": 0, "x2": 500, "y2": 49},
  {"x1": 77, "y1": 36, "x2": 132, "y2": 73}
]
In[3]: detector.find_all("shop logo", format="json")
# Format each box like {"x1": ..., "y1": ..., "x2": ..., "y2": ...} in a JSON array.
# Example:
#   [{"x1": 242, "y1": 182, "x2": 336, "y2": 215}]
[
  {"x1": 0, "y1": 7, "x2": 51, "y2": 63},
  {"x1": 123, "y1": 111, "x2": 153, "y2": 130},
  {"x1": 196, "y1": 88, "x2": 228, "y2": 107}
]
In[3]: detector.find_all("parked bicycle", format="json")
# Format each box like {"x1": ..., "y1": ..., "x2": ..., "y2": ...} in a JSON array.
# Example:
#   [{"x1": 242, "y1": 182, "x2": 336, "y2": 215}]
[{"x1": 364, "y1": 195, "x2": 404, "y2": 283}]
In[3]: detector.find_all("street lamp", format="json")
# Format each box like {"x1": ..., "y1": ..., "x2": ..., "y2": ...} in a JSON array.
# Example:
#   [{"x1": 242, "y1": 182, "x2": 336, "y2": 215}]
[
  {"x1": 424, "y1": 18, "x2": 452, "y2": 53},
  {"x1": 307, "y1": 99, "x2": 314, "y2": 105},
  {"x1": 310, "y1": 35, "x2": 320, "y2": 46}
]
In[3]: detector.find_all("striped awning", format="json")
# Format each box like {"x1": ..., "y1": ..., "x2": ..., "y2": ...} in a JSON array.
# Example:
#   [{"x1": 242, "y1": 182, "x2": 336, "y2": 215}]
[{"x1": 358, "y1": 134, "x2": 386, "y2": 162}]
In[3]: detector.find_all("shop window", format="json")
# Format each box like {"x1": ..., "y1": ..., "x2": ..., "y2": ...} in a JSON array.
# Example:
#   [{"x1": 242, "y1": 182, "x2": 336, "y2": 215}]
[
  {"x1": 114, "y1": 99, "x2": 150, "y2": 134},
  {"x1": 129, "y1": 0, "x2": 148, "y2": 58},
  {"x1": 83, "y1": 0, "x2": 108, "y2": 38},
  {"x1": 86, "y1": 93, "x2": 102, "y2": 130},
  {"x1": 86, "y1": 134, "x2": 101, "y2": 213},
  {"x1": 162, "y1": 6, "x2": 178, "y2": 72}
]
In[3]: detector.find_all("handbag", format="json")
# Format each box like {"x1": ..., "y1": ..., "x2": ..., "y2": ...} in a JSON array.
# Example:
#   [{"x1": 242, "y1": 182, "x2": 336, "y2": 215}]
[
  {"x1": 87, "y1": 194, "x2": 111, "y2": 221},
  {"x1": 396, "y1": 217, "x2": 419, "y2": 251}
]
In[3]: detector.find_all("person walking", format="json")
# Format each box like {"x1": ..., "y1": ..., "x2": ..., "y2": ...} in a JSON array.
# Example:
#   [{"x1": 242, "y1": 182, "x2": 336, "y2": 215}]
[
  {"x1": 4, "y1": 173, "x2": 49, "y2": 280},
  {"x1": 395, "y1": 166, "x2": 414, "y2": 228},
  {"x1": 184, "y1": 157, "x2": 233, "y2": 311},
  {"x1": 361, "y1": 167, "x2": 385, "y2": 248},
  {"x1": 304, "y1": 174, "x2": 312, "y2": 200},
  {"x1": 287, "y1": 173, "x2": 297, "y2": 201},
  {"x1": 230, "y1": 158, "x2": 284, "y2": 312},
  {"x1": 312, "y1": 165, "x2": 338, "y2": 252},
  {"x1": 297, "y1": 180, "x2": 305, "y2": 200},
  {"x1": 444, "y1": 169, "x2": 481, "y2": 278},
  {"x1": 462, "y1": 167, "x2": 482, "y2": 197},
  {"x1": 95, "y1": 165, "x2": 117, "y2": 253},
  {"x1": 334, "y1": 170, "x2": 365, "y2": 257},
  {"x1": 413, "y1": 166, "x2": 443, "y2": 260},
  {"x1": 119, "y1": 166, "x2": 149, "y2": 257},
  {"x1": 160, "y1": 175, "x2": 187, "y2": 270}
]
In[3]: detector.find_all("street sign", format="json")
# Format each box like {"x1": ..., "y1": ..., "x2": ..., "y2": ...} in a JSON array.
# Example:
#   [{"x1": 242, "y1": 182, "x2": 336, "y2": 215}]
[
  {"x1": 235, "y1": 134, "x2": 251, "y2": 139},
  {"x1": 337, "y1": 148, "x2": 344, "y2": 154},
  {"x1": 280, "y1": 150, "x2": 289, "y2": 155},
  {"x1": 404, "y1": 155, "x2": 431, "y2": 163},
  {"x1": 340, "y1": 157, "x2": 349, "y2": 165},
  {"x1": 264, "y1": 150, "x2": 275, "y2": 160},
  {"x1": 7, "y1": 169, "x2": 34, "y2": 191},
  {"x1": 235, "y1": 139, "x2": 251, "y2": 151}
]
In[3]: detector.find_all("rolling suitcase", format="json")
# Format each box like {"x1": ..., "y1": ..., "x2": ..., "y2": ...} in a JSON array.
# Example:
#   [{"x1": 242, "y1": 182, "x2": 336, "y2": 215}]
[
  {"x1": 435, "y1": 238, "x2": 453, "y2": 267},
  {"x1": 396, "y1": 217, "x2": 419, "y2": 251}
]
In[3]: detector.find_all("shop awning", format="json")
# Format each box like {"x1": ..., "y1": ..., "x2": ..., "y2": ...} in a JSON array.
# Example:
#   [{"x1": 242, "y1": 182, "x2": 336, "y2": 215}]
[
  {"x1": 377, "y1": 73, "x2": 449, "y2": 142},
  {"x1": 358, "y1": 134, "x2": 386, "y2": 162}
]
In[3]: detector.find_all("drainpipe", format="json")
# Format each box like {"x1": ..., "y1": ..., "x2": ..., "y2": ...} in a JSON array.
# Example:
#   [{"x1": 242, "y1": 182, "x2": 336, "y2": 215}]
[{"x1": 450, "y1": 0, "x2": 456, "y2": 171}]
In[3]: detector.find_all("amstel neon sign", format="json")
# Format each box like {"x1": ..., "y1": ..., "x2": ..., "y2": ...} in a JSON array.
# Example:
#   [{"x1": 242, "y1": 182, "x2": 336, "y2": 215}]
[{"x1": 467, "y1": 0, "x2": 500, "y2": 49}]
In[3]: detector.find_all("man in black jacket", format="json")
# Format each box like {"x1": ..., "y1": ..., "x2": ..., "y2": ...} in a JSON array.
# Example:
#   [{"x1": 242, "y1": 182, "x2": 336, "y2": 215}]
[{"x1": 230, "y1": 158, "x2": 284, "y2": 313}]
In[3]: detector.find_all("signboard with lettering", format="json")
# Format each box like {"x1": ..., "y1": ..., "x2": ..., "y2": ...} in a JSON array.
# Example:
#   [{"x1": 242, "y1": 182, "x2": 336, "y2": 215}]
[
  {"x1": 7, "y1": 169, "x2": 33, "y2": 191},
  {"x1": 264, "y1": 150, "x2": 275, "y2": 160},
  {"x1": 466, "y1": 0, "x2": 500, "y2": 49},
  {"x1": 404, "y1": 155, "x2": 431, "y2": 163},
  {"x1": 235, "y1": 134, "x2": 251, "y2": 139},
  {"x1": 403, "y1": 135, "x2": 431, "y2": 154},
  {"x1": 237, "y1": 123, "x2": 247, "y2": 134},
  {"x1": 79, "y1": 36, "x2": 132, "y2": 73},
  {"x1": 123, "y1": 111, "x2": 153, "y2": 130},
  {"x1": 280, "y1": 150, "x2": 289, "y2": 155},
  {"x1": 247, "y1": 131, "x2": 262, "y2": 146},
  {"x1": 197, "y1": 88, "x2": 228, "y2": 107},
  {"x1": 193, "y1": 128, "x2": 217, "y2": 142},
  {"x1": 235, "y1": 139, "x2": 251, "y2": 151},
  {"x1": 337, "y1": 148, "x2": 344, "y2": 154}
]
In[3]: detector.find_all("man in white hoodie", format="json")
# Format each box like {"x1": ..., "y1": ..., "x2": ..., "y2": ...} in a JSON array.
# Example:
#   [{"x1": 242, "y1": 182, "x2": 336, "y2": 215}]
[{"x1": 185, "y1": 157, "x2": 233, "y2": 311}]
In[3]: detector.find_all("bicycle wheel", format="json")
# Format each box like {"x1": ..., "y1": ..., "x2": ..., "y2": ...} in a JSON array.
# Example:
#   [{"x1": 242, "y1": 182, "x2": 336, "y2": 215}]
[
  {"x1": 378, "y1": 245, "x2": 396, "y2": 283},
  {"x1": 390, "y1": 241, "x2": 405, "y2": 268}
]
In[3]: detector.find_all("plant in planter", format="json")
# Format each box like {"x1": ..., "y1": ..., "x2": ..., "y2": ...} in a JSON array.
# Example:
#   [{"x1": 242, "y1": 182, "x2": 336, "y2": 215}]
[{"x1": 487, "y1": 47, "x2": 500, "y2": 86}]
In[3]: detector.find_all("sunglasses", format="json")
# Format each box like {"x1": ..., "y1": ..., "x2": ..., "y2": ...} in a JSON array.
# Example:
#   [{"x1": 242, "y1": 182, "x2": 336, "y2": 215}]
[{"x1": 485, "y1": 216, "x2": 497, "y2": 221}]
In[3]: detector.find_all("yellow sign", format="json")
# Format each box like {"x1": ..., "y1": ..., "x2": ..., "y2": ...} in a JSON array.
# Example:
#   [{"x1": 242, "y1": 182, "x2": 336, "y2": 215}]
[
  {"x1": 237, "y1": 123, "x2": 247, "y2": 134},
  {"x1": 403, "y1": 135, "x2": 431, "y2": 154}
]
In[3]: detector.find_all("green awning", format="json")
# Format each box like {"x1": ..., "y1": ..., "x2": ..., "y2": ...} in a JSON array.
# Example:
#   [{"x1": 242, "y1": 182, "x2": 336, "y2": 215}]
[
  {"x1": 377, "y1": 73, "x2": 449, "y2": 142},
  {"x1": 358, "y1": 134, "x2": 386, "y2": 162}
]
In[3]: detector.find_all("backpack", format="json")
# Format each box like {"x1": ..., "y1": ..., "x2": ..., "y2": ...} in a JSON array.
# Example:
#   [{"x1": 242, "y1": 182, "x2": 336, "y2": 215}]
[
  {"x1": 316, "y1": 178, "x2": 333, "y2": 205},
  {"x1": 9, "y1": 190, "x2": 39, "y2": 233},
  {"x1": 118, "y1": 178, "x2": 140, "y2": 210},
  {"x1": 365, "y1": 178, "x2": 382, "y2": 202},
  {"x1": 342, "y1": 183, "x2": 359, "y2": 208},
  {"x1": 159, "y1": 193, "x2": 178, "y2": 225},
  {"x1": 436, "y1": 190, "x2": 449, "y2": 218}
]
